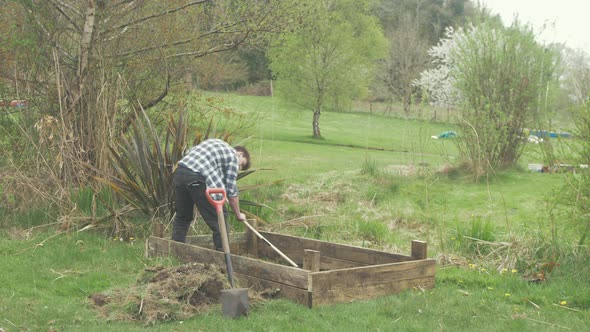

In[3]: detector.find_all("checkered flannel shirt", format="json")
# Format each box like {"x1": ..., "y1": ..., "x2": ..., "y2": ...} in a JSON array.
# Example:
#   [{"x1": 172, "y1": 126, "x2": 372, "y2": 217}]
[{"x1": 178, "y1": 139, "x2": 240, "y2": 197}]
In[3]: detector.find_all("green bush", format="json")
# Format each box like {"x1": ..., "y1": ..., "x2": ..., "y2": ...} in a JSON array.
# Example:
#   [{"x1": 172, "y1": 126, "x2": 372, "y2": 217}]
[{"x1": 548, "y1": 102, "x2": 590, "y2": 245}]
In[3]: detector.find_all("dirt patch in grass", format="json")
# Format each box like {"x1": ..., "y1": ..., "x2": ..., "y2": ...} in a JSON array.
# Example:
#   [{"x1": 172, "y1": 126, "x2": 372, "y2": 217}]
[{"x1": 88, "y1": 262, "x2": 265, "y2": 325}]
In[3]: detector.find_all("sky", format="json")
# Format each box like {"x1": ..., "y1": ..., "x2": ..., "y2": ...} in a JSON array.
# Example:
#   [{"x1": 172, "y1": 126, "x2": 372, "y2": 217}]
[{"x1": 481, "y1": 0, "x2": 590, "y2": 53}]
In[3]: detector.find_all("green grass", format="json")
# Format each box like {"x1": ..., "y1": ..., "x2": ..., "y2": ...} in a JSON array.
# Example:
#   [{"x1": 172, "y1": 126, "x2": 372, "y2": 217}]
[
  {"x1": 0, "y1": 232, "x2": 587, "y2": 331},
  {"x1": 1, "y1": 93, "x2": 589, "y2": 331},
  {"x1": 0, "y1": 234, "x2": 590, "y2": 331},
  {"x1": 226, "y1": 93, "x2": 459, "y2": 158},
  {"x1": 0, "y1": 231, "x2": 164, "y2": 331}
]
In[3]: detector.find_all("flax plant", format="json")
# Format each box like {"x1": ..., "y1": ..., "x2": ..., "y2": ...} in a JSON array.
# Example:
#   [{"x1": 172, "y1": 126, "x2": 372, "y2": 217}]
[{"x1": 94, "y1": 104, "x2": 272, "y2": 228}]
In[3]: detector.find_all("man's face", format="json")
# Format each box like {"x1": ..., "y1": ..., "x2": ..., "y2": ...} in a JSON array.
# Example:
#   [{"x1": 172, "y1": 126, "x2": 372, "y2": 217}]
[{"x1": 237, "y1": 151, "x2": 248, "y2": 170}]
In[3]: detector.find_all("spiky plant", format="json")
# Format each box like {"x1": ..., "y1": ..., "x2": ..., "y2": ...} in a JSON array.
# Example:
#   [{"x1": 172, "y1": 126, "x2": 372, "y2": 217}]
[
  {"x1": 94, "y1": 104, "x2": 269, "y2": 226},
  {"x1": 94, "y1": 106, "x2": 185, "y2": 221}
]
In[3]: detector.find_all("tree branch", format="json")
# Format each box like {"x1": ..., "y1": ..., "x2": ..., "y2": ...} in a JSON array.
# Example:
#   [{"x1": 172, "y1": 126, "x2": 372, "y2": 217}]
[
  {"x1": 48, "y1": 0, "x2": 82, "y2": 31},
  {"x1": 143, "y1": 68, "x2": 170, "y2": 110},
  {"x1": 111, "y1": 19, "x2": 245, "y2": 59},
  {"x1": 103, "y1": 0, "x2": 208, "y2": 34}
]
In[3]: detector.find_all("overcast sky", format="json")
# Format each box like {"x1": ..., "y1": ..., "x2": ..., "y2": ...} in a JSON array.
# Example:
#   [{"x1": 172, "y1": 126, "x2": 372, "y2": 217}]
[{"x1": 481, "y1": 0, "x2": 590, "y2": 53}]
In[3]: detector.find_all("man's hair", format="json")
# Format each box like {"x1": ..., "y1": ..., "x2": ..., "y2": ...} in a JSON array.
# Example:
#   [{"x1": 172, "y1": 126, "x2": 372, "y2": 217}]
[{"x1": 235, "y1": 146, "x2": 251, "y2": 170}]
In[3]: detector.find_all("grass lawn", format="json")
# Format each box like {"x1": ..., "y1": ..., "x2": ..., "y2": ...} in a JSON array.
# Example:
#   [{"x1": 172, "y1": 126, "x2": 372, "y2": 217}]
[
  {"x1": 1, "y1": 93, "x2": 588, "y2": 331},
  {"x1": 1, "y1": 231, "x2": 588, "y2": 331}
]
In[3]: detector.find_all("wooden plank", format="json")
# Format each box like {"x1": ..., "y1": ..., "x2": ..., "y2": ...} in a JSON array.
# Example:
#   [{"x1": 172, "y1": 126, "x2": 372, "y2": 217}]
[
  {"x1": 235, "y1": 273, "x2": 311, "y2": 308},
  {"x1": 303, "y1": 249, "x2": 320, "y2": 272},
  {"x1": 152, "y1": 222, "x2": 164, "y2": 237},
  {"x1": 259, "y1": 231, "x2": 414, "y2": 265},
  {"x1": 411, "y1": 240, "x2": 427, "y2": 260},
  {"x1": 311, "y1": 259, "x2": 436, "y2": 291},
  {"x1": 186, "y1": 233, "x2": 247, "y2": 246},
  {"x1": 256, "y1": 245, "x2": 366, "y2": 270},
  {"x1": 148, "y1": 236, "x2": 224, "y2": 265},
  {"x1": 146, "y1": 237, "x2": 309, "y2": 289},
  {"x1": 185, "y1": 233, "x2": 248, "y2": 254},
  {"x1": 310, "y1": 276, "x2": 435, "y2": 307},
  {"x1": 246, "y1": 219, "x2": 258, "y2": 257}
]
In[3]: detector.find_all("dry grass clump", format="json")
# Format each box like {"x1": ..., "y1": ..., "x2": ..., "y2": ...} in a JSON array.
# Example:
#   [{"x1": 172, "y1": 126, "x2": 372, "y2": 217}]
[
  {"x1": 439, "y1": 231, "x2": 565, "y2": 282},
  {"x1": 281, "y1": 174, "x2": 353, "y2": 212},
  {"x1": 89, "y1": 263, "x2": 234, "y2": 324}
]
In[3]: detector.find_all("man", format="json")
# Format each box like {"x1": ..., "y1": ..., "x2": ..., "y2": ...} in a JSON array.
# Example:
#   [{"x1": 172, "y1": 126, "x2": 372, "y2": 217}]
[{"x1": 172, "y1": 138, "x2": 251, "y2": 250}]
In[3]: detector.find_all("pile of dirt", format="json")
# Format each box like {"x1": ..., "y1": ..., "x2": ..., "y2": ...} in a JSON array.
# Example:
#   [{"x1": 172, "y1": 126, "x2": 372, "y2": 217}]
[{"x1": 89, "y1": 262, "x2": 239, "y2": 324}]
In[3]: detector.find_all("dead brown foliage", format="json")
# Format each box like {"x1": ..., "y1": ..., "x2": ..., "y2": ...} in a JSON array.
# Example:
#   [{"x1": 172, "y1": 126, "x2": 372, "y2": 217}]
[{"x1": 88, "y1": 262, "x2": 266, "y2": 325}]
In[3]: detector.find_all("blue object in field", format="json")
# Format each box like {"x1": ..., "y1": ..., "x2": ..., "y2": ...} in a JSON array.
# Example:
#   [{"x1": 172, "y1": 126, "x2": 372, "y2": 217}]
[
  {"x1": 437, "y1": 131, "x2": 457, "y2": 138},
  {"x1": 529, "y1": 129, "x2": 572, "y2": 139},
  {"x1": 530, "y1": 129, "x2": 550, "y2": 137}
]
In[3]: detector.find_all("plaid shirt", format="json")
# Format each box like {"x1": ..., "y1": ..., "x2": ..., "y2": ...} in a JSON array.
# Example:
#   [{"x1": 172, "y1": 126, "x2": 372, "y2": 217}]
[{"x1": 178, "y1": 139, "x2": 240, "y2": 197}]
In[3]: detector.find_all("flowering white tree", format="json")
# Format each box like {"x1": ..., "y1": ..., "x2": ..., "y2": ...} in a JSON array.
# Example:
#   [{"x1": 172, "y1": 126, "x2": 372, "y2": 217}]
[
  {"x1": 415, "y1": 21, "x2": 559, "y2": 176},
  {"x1": 413, "y1": 26, "x2": 463, "y2": 108},
  {"x1": 563, "y1": 48, "x2": 590, "y2": 106}
]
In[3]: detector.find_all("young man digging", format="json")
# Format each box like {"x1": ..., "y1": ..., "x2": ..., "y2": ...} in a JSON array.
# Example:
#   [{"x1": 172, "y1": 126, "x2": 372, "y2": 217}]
[{"x1": 171, "y1": 138, "x2": 250, "y2": 250}]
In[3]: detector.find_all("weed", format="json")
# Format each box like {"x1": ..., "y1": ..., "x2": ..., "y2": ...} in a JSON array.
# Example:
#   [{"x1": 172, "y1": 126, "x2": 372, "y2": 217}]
[
  {"x1": 357, "y1": 219, "x2": 388, "y2": 245},
  {"x1": 452, "y1": 215, "x2": 496, "y2": 253},
  {"x1": 71, "y1": 186, "x2": 115, "y2": 217},
  {"x1": 360, "y1": 155, "x2": 380, "y2": 176},
  {"x1": 385, "y1": 178, "x2": 401, "y2": 195},
  {"x1": 6, "y1": 207, "x2": 54, "y2": 228},
  {"x1": 308, "y1": 224, "x2": 324, "y2": 239}
]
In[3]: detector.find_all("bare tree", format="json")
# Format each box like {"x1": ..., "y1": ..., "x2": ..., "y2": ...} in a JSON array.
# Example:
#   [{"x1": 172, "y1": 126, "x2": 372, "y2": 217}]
[
  {"x1": 378, "y1": 15, "x2": 431, "y2": 115},
  {"x1": 1, "y1": 0, "x2": 305, "y2": 182}
]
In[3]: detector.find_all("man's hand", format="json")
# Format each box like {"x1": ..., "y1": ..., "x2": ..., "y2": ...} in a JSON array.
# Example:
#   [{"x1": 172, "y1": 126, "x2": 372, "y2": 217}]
[{"x1": 228, "y1": 196, "x2": 246, "y2": 222}]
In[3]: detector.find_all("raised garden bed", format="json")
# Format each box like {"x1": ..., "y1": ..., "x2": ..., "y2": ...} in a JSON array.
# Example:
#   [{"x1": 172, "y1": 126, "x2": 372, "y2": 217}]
[{"x1": 146, "y1": 225, "x2": 435, "y2": 307}]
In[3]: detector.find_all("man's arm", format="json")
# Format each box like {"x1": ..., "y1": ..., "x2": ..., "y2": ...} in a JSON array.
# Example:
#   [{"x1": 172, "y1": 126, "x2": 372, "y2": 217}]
[{"x1": 228, "y1": 196, "x2": 246, "y2": 221}]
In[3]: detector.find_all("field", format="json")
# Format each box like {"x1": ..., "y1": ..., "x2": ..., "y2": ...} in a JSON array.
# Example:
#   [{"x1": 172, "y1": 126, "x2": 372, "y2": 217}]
[{"x1": 0, "y1": 94, "x2": 589, "y2": 331}]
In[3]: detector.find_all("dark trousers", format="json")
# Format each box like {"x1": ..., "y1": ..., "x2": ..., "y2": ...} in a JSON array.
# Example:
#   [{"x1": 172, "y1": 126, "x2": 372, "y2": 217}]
[{"x1": 172, "y1": 166, "x2": 228, "y2": 250}]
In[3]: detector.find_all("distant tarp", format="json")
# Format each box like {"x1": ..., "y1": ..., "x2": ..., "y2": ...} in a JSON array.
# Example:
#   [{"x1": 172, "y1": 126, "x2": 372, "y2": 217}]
[
  {"x1": 431, "y1": 131, "x2": 457, "y2": 139},
  {"x1": 526, "y1": 129, "x2": 572, "y2": 139}
]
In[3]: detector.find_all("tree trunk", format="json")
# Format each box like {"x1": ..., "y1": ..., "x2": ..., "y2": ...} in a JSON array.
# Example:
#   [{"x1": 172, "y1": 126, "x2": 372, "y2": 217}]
[
  {"x1": 79, "y1": 1, "x2": 96, "y2": 82},
  {"x1": 312, "y1": 107, "x2": 321, "y2": 138},
  {"x1": 403, "y1": 93, "x2": 411, "y2": 116}
]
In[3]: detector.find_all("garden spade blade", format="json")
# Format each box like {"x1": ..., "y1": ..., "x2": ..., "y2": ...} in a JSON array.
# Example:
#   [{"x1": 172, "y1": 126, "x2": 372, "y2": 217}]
[{"x1": 206, "y1": 188, "x2": 249, "y2": 318}]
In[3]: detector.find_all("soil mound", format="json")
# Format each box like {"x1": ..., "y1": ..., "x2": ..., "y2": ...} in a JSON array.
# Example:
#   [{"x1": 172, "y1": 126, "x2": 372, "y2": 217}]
[{"x1": 89, "y1": 262, "x2": 233, "y2": 324}]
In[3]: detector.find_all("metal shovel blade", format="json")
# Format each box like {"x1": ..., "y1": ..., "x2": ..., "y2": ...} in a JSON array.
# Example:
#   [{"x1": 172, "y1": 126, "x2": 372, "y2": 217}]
[
  {"x1": 221, "y1": 288, "x2": 249, "y2": 318},
  {"x1": 206, "y1": 188, "x2": 249, "y2": 318}
]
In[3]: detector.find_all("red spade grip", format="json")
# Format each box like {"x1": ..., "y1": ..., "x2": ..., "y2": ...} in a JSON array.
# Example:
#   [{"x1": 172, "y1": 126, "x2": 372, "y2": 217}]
[{"x1": 205, "y1": 188, "x2": 226, "y2": 212}]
